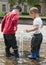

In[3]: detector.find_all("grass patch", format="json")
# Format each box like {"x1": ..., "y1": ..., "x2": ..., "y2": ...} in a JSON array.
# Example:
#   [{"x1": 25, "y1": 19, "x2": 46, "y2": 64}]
[{"x1": 0, "y1": 12, "x2": 6, "y2": 17}]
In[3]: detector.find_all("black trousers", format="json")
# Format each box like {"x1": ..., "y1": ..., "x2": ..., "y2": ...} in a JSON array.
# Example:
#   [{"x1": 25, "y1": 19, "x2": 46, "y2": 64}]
[
  {"x1": 31, "y1": 33, "x2": 43, "y2": 53},
  {"x1": 3, "y1": 34, "x2": 18, "y2": 53}
]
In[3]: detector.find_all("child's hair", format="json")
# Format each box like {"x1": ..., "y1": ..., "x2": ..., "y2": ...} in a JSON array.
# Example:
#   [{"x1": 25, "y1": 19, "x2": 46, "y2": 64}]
[
  {"x1": 30, "y1": 7, "x2": 39, "y2": 13},
  {"x1": 13, "y1": 5, "x2": 22, "y2": 12}
]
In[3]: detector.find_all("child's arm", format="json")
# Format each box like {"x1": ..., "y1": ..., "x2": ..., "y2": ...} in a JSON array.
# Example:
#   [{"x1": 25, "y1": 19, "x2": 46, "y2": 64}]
[
  {"x1": 12, "y1": 15, "x2": 19, "y2": 32},
  {"x1": 14, "y1": 25, "x2": 17, "y2": 31},
  {"x1": 26, "y1": 25, "x2": 39, "y2": 33},
  {"x1": 1, "y1": 15, "x2": 6, "y2": 32}
]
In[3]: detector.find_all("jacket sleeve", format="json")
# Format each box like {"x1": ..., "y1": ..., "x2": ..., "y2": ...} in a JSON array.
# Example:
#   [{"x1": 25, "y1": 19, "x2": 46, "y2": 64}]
[
  {"x1": 1, "y1": 15, "x2": 6, "y2": 32},
  {"x1": 12, "y1": 15, "x2": 19, "y2": 26}
]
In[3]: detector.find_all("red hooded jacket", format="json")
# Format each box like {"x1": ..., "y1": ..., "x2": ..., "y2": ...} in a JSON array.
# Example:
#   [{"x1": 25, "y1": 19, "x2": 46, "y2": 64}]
[{"x1": 1, "y1": 12, "x2": 19, "y2": 34}]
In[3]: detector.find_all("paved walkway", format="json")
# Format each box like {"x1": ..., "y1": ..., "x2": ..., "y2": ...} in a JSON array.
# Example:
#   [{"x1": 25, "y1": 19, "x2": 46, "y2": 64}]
[
  {"x1": 0, "y1": 24, "x2": 46, "y2": 65},
  {"x1": 0, "y1": 38, "x2": 46, "y2": 65},
  {"x1": 0, "y1": 24, "x2": 46, "y2": 43}
]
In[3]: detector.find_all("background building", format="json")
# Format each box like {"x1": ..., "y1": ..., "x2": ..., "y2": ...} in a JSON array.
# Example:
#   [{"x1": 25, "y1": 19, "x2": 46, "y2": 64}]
[
  {"x1": 0, "y1": 0, "x2": 10, "y2": 12},
  {"x1": 0, "y1": 0, "x2": 46, "y2": 15}
]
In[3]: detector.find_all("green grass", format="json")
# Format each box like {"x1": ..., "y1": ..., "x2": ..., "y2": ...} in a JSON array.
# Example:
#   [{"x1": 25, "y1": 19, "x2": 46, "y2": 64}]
[{"x1": 0, "y1": 12, "x2": 6, "y2": 17}]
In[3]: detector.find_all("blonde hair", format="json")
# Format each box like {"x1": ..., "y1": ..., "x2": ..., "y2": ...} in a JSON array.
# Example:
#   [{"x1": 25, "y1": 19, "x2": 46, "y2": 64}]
[{"x1": 30, "y1": 7, "x2": 39, "y2": 13}]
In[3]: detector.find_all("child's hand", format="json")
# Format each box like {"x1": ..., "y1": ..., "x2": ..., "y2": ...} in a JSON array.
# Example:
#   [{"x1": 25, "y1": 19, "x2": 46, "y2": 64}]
[{"x1": 26, "y1": 29, "x2": 30, "y2": 33}]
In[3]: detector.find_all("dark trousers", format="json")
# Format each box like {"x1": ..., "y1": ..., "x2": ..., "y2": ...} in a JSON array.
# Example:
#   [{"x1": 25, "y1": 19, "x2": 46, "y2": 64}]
[
  {"x1": 31, "y1": 33, "x2": 43, "y2": 53},
  {"x1": 3, "y1": 34, "x2": 18, "y2": 53}
]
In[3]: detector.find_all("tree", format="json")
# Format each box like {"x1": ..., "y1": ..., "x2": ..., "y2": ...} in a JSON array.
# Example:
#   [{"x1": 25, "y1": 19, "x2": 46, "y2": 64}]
[
  {"x1": 27, "y1": 0, "x2": 40, "y2": 6},
  {"x1": 8, "y1": 0, "x2": 40, "y2": 11},
  {"x1": 18, "y1": 0, "x2": 40, "y2": 6},
  {"x1": 8, "y1": 0, "x2": 16, "y2": 11},
  {"x1": 18, "y1": 0, "x2": 25, "y2": 5}
]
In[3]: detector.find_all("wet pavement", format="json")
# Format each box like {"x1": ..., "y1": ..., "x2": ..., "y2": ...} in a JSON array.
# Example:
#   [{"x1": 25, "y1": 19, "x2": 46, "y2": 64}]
[
  {"x1": 0, "y1": 24, "x2": 46, "y2": 43},
  {"x1": 0, "y1": 40, "x2": 46, "y2": 65},
  {"x1": 0, "y1": 24, "x2": 46, "y2": 65}
]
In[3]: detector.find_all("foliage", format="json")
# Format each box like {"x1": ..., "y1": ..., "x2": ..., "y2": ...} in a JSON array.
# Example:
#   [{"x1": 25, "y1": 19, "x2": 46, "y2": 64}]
[
  {"x1": 0, "y1": 12, "x2": 6, "y2": 17},
  {"x1": 22, "y1": 12, "x2": 29, "y2": 15},
  {"x1": 18, "y1": 0, "x2": 40, "y2": 6},
  {"x1": 8, "y1": 0, "x2": 15, "y2": 6},
  {"x1": 8, "y1": 0, "x2": 16, "y2": 11},
  {"x1": 18, "y1": 0, "x2": 26, "y2": 5}
]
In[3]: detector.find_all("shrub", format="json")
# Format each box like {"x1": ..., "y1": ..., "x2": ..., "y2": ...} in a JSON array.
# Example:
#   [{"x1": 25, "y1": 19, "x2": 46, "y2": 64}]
[
  {"x1": 22, "y1": 12, "x2": 29, "y2": 15},
  {"x1": 0, "y1": 12, "x2": 6, "y2": 17}
]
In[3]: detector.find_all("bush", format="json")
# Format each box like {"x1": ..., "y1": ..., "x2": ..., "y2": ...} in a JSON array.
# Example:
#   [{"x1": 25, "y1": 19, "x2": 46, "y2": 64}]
[
  {"x1": 0, "y1": 12, "x2": 6, "y2": 17},
  {"x1": 0, "y1": 12, "x2": 29, "y2": 17},
  {"x1": 22, "y1": 12, "x2": 29, "y2": 15}
]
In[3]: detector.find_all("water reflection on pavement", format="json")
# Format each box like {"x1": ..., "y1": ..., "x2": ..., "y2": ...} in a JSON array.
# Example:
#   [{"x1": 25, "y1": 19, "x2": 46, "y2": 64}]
[
  {"x1": 0, "y1": 25, "x2": 46, "y2": 65},
  {"x1": 0, "y1": 41, "x2": 46, "y2": 65}
]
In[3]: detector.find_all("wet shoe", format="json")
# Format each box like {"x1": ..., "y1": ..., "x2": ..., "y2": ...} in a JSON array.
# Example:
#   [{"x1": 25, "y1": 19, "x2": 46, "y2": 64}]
[
  {"x1": 15, "y1": 54, "x2": 19, "y2": 58},
  {"x1": 36, "y1": 50, "x2": 40, "y2": 58},
  {"x1": 14, "y1": 49, "x2": 19, "y2": 58},
  {"x1": 28, "y1": 53, "x2": 36, "y2": 59},
  {"x1": 6, "y1": 53, "x2": 11, "y2": 57},
  {"x1": 6, "y1": 52, "x2": 14, "y2": 57}
]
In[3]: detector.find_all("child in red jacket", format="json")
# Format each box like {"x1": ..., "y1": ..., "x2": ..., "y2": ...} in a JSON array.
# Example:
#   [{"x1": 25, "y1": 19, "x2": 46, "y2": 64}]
[{"x1": 1, "y1": 6, "x2": 22, "y2": 58}]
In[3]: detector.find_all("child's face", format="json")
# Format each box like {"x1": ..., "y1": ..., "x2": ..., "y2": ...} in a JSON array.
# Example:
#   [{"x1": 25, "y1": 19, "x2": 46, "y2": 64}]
[{"x1": 29, "y1": 12, "x2": 36, "y2": 19}]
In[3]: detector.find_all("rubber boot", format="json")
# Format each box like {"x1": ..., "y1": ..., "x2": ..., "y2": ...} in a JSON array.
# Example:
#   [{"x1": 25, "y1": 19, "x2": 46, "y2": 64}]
[
  {"x1": 36, "y1": 50, "x2": 40, "y2": 57},
  {"x1": 5, "y1": 47, "x2": 11, "y2": 57},
  {"x1": 28, "y1": 53, "x2": 36, "y2": 59},
  {"x1": 14, "y1": 49, "x2": 19, "y2": 58},
  {"x1": 6, "y1": 52, "x2": 12, "y2": 57}
]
